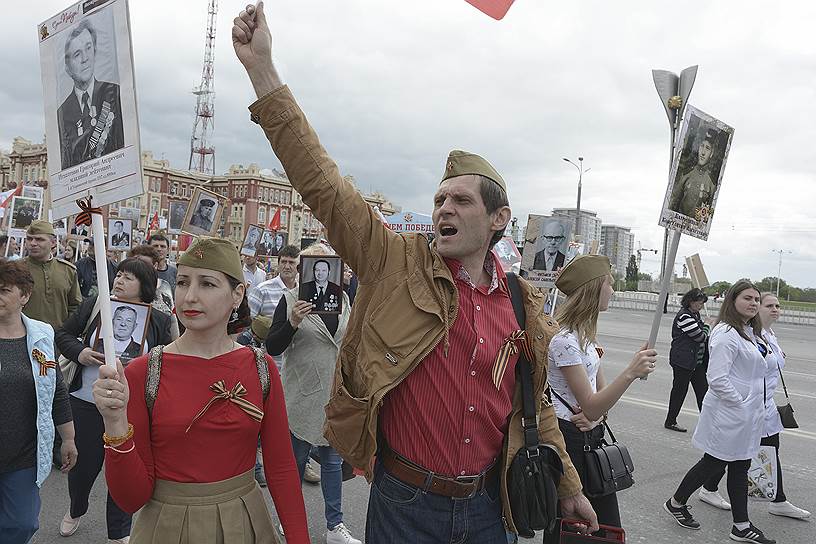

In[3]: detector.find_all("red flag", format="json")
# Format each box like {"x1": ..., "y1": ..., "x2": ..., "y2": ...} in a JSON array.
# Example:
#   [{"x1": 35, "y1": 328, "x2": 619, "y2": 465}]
[
  {"x1": 149, "y1": 212, "x2": 159, "y2": 232},
  {"x1": 465, "y1": 0, "x2": 515, "y2": 19},
  {"x1": 0, "y1": 183, "x2": 23, "y2": 209},
  {"x1": 268, "y1": 207, "x2": 281, "y2": 231}
]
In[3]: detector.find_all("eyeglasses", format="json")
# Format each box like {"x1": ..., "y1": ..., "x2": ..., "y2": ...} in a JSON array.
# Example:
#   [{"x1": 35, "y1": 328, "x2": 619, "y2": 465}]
[{"x1": 542, "y1": 236, "x2": 565, "y2": 242}]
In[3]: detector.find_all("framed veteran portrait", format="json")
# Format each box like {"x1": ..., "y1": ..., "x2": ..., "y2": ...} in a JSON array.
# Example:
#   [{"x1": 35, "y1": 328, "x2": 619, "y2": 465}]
[
  {"x1": 107, "y1": 217, "x2": 132, "y2": 250},
  {"x1": 182, "y1": 187, "x2": 224, "y2": 237},
  {"x1": 659, "y1": 105, "x2": 734, "y2": 241},
  {"x1": 168, "y1": 200, "x2": 188, "y2": 234},
  {"x1": 241, "y1": 224, "x2": 265, "y2": 256},
  {"x1": 520, "y1": 214, "x2": 574, "y2": 289},
  {"x1": 492, "y1": 236, "x2": 522, "y2": 273},
  {"x1": 10, "y1": 197, "x2": 43, "y2": 230},
  {"x1": 93, "y1": 299, "x2": 151, "y2": 364},
  {"x1": 298, "y1": 255, "x2": 344, "y2": 315}
]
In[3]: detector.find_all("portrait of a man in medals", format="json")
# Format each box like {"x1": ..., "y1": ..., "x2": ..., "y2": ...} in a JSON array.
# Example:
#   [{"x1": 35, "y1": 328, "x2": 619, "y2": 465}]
[
  {"x1": 56, "y1": 19, "x2": 124, "y2": 170},
  {"x1": 298, "y1": 256, "x2": 344, "y2": 315}
]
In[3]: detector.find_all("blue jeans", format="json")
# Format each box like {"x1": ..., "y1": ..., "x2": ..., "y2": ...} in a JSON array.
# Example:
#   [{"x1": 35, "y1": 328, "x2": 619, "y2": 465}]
[
  {"x1": 0, "y1": 467, "x2": 40, "y2": 544},
  {"x1": 366, "y1": 461, "x2": 508, "y2": 544},
  {"x1": 290, "y1": 433, "x2": 343, "y2": 529}
]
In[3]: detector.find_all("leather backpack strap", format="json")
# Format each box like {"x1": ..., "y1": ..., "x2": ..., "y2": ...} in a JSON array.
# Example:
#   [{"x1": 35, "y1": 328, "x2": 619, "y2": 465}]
[{"x1": 506, "y1": 273, "x2": 538, "y2": 449}]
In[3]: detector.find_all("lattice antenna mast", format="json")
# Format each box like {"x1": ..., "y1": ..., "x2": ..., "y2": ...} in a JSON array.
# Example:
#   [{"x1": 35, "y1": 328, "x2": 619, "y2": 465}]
[{"x1": 188, "y1": 0, "x2": 218, "y2": 174}]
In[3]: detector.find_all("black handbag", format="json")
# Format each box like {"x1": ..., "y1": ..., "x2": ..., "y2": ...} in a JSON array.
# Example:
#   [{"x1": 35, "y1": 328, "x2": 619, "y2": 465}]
[
  {"x1": 775, "y1": 360, "x2": 798, "y2": 429},
  {"x1": 506, "y1": 274, "x2": 564, "y2": 538},
  {"x1": 551, "y1": 389, "x2": 635, "y2": 498}
]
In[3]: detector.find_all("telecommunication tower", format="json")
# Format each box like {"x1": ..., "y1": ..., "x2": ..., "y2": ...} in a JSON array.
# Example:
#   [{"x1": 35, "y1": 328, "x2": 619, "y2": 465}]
[{"x1": 188, "y1": 0, "x2": 218, "y2": 174}]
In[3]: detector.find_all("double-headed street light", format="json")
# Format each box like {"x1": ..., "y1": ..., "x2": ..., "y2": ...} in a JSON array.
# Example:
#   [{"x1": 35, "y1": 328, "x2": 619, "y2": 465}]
[{"x1": 562, "y1": 157, "x2": 591, "y2": 241}]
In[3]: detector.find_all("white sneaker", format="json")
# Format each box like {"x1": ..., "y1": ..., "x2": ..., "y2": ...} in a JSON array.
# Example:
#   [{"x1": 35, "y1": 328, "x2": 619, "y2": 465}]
[
  {"x1": 326, "y1": 522, "x2": 362, "y2": 544},
  {"x1": 768, "y1": 501, "x2": 811, "y2": 519},
  {"x1": 59, "y1": 511, "x2": 81, "y2": 536},
  {"x1": 699, "y1": 488, "x2": 731, "y2": 510}
]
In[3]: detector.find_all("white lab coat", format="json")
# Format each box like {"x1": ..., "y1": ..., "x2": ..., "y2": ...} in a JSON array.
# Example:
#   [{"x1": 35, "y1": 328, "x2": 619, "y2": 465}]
[
  {"x1": 762, "y1": 328, "x2": 785, "y2": 437},
  {"x1": 691, "y1": 323, "x2": 768, "y2": 461}
]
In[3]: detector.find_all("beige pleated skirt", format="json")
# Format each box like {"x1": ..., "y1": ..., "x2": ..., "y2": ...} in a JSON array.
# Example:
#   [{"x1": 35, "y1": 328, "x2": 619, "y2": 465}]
[{"x1": 130, "y1": 470, "x2": 279, "y2": 544}]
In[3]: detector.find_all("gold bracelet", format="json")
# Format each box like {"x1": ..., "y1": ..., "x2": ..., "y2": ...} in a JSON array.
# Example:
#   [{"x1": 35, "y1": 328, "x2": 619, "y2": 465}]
[
  {"x1": 104, "y1": 442, "x2": 135, "y2": 454},
  {"x1": 103, "y1": 423, "x2": 134, "y2": 446}
]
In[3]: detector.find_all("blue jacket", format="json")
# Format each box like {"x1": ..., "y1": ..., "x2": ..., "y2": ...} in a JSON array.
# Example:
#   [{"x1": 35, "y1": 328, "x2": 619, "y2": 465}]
[{"x1": 21, "y1": 314, "x2": 59, "y2": 487}]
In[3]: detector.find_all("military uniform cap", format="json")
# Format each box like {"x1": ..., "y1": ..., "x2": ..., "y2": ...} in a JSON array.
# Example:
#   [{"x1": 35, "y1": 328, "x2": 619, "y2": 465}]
[
  {"x1": 555, "y1": 254, "x2": 611, "y2": 296},
  {"x1": 26, "y1": 220, "x2": 55, "y2": 236},
  {"x1": 441, "y1": 150, "x2": 506, "y2": 192},
  {"x1": 177, "y1": 237, "x2": 243, "y2": 283},
  {"x1": 200, "y1": 198, "x2": 216, "y2": 206},
  {"x1": 251, "y1": 316, "x2": 272, "y2": 341}
]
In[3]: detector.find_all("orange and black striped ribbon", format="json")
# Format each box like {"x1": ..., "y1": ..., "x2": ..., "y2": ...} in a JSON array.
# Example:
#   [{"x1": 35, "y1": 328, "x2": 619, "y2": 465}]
[
  {"x1": 492, "y1": 330, "x2": 534, "y2": 389},
  {"x1": 186, "y1": 380, "x2": 264, "y2": 433},
  {"x1": 74, "y1": 196, "x2": 103, "y2": 226},
  {"x1": 32, "y1": 348, "x2": 57, "y2": 376}
]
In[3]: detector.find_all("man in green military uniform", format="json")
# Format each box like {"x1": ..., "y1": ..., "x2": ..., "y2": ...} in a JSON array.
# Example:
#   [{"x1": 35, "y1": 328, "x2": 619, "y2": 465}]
[
  {"x1": 669, "y1": 129, "x2": 717, "y2": 219},
  {"x1": 22, "y1": 220, "x2": 82, "y2": 330}
]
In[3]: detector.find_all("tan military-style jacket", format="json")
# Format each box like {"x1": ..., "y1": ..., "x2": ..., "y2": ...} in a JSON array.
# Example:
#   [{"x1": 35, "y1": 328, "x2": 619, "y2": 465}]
[
  {"x1": 23, "y1": 257, "x2": 82, "y2": 331},
  {"x1": 249, "y1": 86, "x2": 582, "y2": 533}
]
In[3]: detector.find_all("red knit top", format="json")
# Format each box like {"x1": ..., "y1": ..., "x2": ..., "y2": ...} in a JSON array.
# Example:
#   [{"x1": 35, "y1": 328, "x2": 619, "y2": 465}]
[{"x1": 104, "y1": 347, "x2": 309, "y2": 543}]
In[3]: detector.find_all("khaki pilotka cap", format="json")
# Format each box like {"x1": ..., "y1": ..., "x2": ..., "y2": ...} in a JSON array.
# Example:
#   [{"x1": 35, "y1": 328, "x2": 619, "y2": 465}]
[
  {"x1": 251, "y1": 315, "x2": 273, "y2": 341},
  {"x1": 555, "y1": 255, "x2": 611, "y2": 296},
  {"x1": 177, "y1": 237, "x2": 244, "y2": 284},
  {"x1": 441, "y1": 150, "x2": 507, "y2": 192},
  {"x1": 26, "y1": 220, "x2": 55, "y2": 236}
]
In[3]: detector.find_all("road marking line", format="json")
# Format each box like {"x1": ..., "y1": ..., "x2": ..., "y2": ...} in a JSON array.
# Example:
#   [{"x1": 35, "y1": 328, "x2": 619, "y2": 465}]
[
  {"x1": 617, "y1": 395, "x2": 816, "y2": 441},
  {"x1": 789, "y1": 391, "x2": 816, "y2": 400}
]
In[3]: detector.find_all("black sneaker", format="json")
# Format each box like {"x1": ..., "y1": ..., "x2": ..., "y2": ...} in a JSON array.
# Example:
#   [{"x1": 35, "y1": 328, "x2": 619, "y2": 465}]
[
  {"x1": 663, "y1": 499, "x2": 701, "y2": 529},
  {"x1": 730, "y1": 524, "x2": 775, "y2": 544}
]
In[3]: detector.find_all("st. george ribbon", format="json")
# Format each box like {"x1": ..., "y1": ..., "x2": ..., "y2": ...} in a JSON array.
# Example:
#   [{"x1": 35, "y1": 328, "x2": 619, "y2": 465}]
[{"x1": 75, "y1": 196, "x2": 117, "y2": 368}]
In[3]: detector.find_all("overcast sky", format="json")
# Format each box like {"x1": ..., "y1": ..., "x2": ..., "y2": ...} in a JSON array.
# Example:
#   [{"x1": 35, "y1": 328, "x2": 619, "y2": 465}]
[{"x1": 2, "y1": 0, "x2": 815, "y2": 287}]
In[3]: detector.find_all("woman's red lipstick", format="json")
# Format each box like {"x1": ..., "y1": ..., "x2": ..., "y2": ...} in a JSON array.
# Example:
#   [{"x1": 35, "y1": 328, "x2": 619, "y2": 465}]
[{"x1": 182, "y1": 310, "x2": 202, "y2": 317}]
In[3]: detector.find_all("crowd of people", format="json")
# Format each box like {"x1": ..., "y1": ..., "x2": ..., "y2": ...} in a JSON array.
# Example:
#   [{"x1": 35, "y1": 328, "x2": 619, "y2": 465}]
[{"x1": 0, "y1": 3, "x2": 810, "y2": 544}]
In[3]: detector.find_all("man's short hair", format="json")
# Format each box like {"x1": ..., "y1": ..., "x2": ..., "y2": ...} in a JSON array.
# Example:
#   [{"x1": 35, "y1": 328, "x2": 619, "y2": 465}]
[
  {"x1": 64, "y1": 19, "x2": 97, "y2": 64},
  {"x1": 313, "y1": 259, "x2": 331, "y2": 275},
  {"x1": 278, "y1": 244, "x2": 300, "y2": 260},
  {"x1": 148, "y1": 233, "x2": 169, "y2": 246},
  {"x1": 113, "y1": 305, "x2": 138, "y2": 320},
  {"x1": 478, "y1": 175, "x2": 510, "y2": 249},
  {"x1": 114, "y1": 220, "x2": 124, "y2": 227}
]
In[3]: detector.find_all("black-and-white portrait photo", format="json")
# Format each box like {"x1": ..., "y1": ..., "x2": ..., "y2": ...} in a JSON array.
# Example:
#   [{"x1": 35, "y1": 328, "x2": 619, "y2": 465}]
[
  {"x1": 182, "y1": 187, "x2": 222, "y2": 236},
  {"x1": 55, "y1": 14, "x2": 124, "y2": 170},
  {"x1": 298, "y1": 255, "x2": 344, "y2": 315},
  {"x1": 70, "y1": 218, "x2": 91, "y2": 237},
  {"x1": 93, "y1": 299, "x2": 151, "y2": 364},
  {"x1": 168, "y1": 201, "x2": 187, "y2": 234},
  {"x1": 492, "y1": 236, "x2": 521, "y2": 273},
  {"x1": 3, "y1": 231, "x2": 24, "y2": 259},
  {"x1": 241, "y1": 224, "x2": 264, "y2": 256},
  {"x1": 532, "y1": 218, "x2": 572, "y2": 272},
  {"x1": 22, "y1": 186, "x2": 45, "y2": 200},
  {"x1": 260, "y1": 230, "x2": 287, "y2": 256},
  {"x1": 659, "y1": 105, "x2": 734, "y2": 241},
  {"x1": 10, "y1": 197, "x2": 42, "y2": 229},
  {"x1": 107, "y1": 217, "x2": 132, "y2": 249}
]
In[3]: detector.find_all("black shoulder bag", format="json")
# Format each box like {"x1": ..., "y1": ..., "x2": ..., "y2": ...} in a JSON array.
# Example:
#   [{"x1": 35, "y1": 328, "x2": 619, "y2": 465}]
[
  {"x1": 505, "y1": 273, "x2": 564, "y2": 538},
  {"x1": 550, "y1": 388, "x2": 635, "y2": 498},
  {"x1": 775, "y1": 359, "x2": 798, "y2": 429}
]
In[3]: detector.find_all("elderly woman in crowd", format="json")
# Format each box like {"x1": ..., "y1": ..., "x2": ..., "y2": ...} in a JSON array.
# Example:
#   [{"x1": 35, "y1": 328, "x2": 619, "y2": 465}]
[
  {"x1": 0, "y1": 260, "x2": 76, "y2": 543},
  {"x1": 56, "y1": 258, "x2": 173, "y2": 542}
]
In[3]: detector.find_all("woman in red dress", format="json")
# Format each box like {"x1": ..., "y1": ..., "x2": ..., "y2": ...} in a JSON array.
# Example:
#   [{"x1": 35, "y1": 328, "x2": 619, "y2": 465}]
[{"x1": 94, "y1": 238, "x2": 309, "y2": 543}]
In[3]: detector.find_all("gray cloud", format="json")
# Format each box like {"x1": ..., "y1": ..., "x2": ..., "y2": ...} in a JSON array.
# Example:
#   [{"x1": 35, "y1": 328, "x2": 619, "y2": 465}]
[{"x1": 3, "y1": 0, "x2": 815, "y2": 286}]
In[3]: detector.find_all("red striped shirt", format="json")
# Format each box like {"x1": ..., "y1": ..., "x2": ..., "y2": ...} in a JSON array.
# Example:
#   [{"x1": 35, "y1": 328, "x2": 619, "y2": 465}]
[{"x1": 379, "y1": 253, "x2": 520, "y2": 476}]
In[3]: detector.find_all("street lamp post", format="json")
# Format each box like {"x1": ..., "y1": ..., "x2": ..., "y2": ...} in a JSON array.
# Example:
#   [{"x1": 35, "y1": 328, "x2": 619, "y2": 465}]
[
  {"x1": 562, "y1": 157, "x2": 590, "y2": 242},
  {"x1": 771, "y1": 249, "x2": 792, "y2": 297}
]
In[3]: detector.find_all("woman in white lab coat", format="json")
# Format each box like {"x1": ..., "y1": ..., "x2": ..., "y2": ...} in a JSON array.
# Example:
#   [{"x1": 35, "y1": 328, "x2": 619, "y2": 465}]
[{"x1": 662, "y1": 280, "x2": 776, "y2": 544}]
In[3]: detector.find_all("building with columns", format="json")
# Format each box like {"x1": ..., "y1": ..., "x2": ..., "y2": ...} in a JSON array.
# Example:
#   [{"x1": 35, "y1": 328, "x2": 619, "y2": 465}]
[{"x1": 1, "y1": 137, "x2": 399, "y2": 247}]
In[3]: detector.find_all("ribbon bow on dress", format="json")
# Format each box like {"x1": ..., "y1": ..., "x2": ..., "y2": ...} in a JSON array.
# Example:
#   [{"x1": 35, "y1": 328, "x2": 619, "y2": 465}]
[
  {"x1": 32, "y1": 348, "x2": 57, "y2": 376},
  {"x1": 186, "y1": 380, "x2": 264, "y2": 433},
  {"x1": 492, "y1": 330, "x2": 534, "y2": 389}
]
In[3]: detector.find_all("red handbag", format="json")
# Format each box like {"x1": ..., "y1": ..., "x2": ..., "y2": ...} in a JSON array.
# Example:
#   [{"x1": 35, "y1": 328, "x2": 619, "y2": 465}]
[{"x1": 559, "y1": 519, "x2": 625, "y2": 543}]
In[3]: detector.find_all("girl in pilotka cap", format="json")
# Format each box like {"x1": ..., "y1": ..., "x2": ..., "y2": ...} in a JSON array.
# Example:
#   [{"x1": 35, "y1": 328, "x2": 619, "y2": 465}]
[
  {"x1": 93, "y1": 237, "x2": 309, "y2": 543},
  {"x1": 546, "y1": 255, "x2": 658, "y2": 532}
]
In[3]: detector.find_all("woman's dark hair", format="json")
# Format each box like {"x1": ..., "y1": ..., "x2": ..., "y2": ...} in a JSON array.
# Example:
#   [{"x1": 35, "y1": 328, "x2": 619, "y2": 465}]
[
  {"x1": 128, "y1": 244, "x2": 160, "y2": 264},
  {"x1": 681, "y1": 288, "x2": 708, "y2": 309},
  {"x1": 716, "y1": 279, "x2": 762, "y2": 342},
  {"x1": 0, "y1": 260, "x2": 35, "y2": 297},
  {"x1": 116, "y1": 258, "x2": 157, "y2": 303},
  {"x1": 226, "y1": 276, "x2": 252, "y2": 335}
]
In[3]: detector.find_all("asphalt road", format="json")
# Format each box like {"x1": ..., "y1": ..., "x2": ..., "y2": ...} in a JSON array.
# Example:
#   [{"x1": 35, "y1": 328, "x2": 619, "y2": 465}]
[{"x1": 32, "y1": 309, "x2": 814, "y2": 544}]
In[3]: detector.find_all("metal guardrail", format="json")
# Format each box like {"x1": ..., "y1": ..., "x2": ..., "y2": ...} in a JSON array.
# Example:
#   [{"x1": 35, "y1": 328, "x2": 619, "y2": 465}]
[{"x1": 608, "y1": 292, "x2": 816, "y2": 326}]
